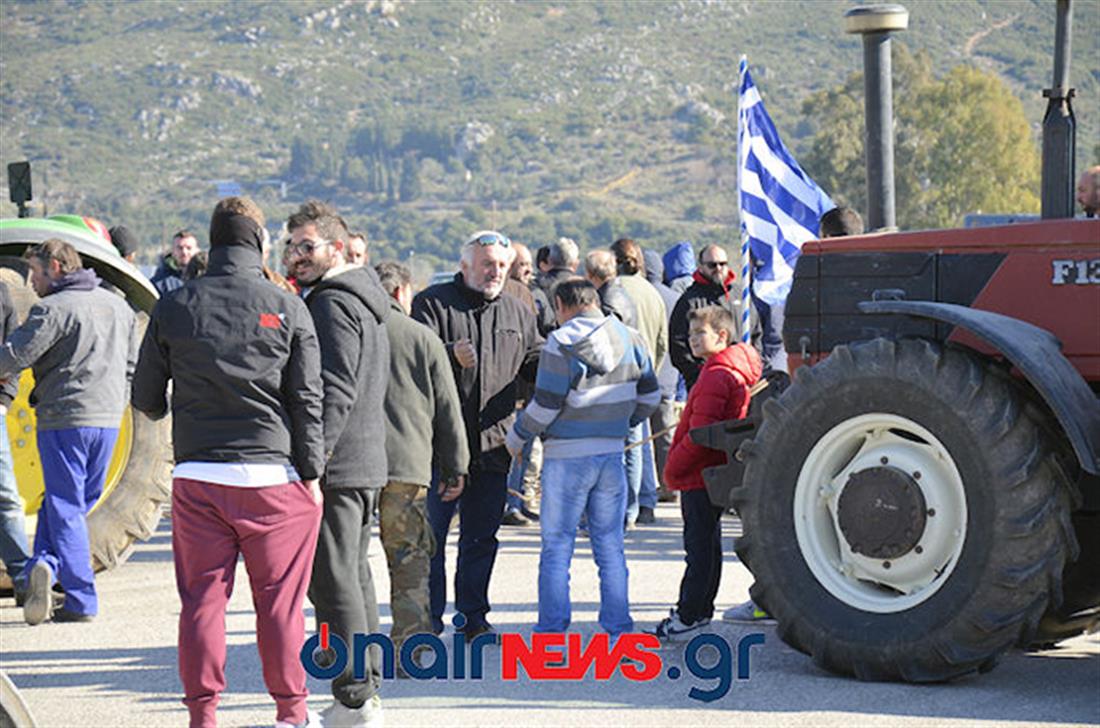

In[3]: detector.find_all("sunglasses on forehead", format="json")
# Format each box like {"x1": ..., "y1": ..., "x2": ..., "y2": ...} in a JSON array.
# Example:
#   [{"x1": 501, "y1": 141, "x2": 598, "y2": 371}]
[{"x1": 468, "y1": 232, "x2": 512, "y2": 248}]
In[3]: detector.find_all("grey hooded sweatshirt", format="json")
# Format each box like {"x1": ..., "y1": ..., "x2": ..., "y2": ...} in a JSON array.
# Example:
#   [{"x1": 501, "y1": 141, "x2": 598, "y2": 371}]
[
  {"x1": 0, "y1": 268, "x2": 136, "y2": 431},
  {"x1": 306, "y1": 265, "x2": 391, "y2": 490}
]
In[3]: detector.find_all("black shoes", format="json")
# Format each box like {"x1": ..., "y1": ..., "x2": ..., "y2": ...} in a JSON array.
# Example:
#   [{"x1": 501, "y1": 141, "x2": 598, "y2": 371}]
[
  {"x1": 52, "y1": 607, "x2": 94, "y2": 623},
  {"x1": 457, "y1": 621, "x2": 495, "y2": 640},
  {"x1": 501, "y1": 510, "x2": 529, "y2": 527},
  {"x1": 636, "y1": 506, "x2": 656, "y2": 525}
]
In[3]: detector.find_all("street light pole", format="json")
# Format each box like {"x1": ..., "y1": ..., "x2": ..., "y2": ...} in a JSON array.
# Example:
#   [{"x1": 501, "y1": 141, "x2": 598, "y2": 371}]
[{"x1": 845, "y1": 4, "x2": 909, "y2": 232}]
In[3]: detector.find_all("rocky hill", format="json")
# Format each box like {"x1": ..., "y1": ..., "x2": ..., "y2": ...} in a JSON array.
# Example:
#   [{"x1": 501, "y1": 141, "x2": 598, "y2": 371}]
[{"x1": 1, "y1": 0, "x2": 1097, "y2": 273}]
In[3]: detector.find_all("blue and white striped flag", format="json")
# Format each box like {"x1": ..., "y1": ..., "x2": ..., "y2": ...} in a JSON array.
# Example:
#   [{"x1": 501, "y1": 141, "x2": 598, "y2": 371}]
[{"x1": 738, "y1": 56, "x2": 834, "y2": 307}]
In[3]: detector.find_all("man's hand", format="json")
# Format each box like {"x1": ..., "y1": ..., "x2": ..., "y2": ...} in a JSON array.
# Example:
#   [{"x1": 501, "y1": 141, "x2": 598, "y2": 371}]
[
  {"x1": 452, "y1": 339, "x2": 477, "y2": 369},
  {"x1": 304, "y1": 478, "x2": 323, "y2": 506},
  {"x1": 438, "y1": 474, "x2": 465, "y2": 502}
]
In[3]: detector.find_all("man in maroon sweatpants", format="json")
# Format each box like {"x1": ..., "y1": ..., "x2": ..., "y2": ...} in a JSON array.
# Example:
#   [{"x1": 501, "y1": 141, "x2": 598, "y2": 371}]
[{"x1": 133, "y1": 196, "x2": 326, "y2": 728}]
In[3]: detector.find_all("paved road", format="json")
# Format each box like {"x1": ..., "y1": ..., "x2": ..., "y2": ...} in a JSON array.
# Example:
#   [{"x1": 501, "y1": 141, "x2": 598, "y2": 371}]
[{"x1": 1, "y1": 503, "x2": 1097, "y2": 728}]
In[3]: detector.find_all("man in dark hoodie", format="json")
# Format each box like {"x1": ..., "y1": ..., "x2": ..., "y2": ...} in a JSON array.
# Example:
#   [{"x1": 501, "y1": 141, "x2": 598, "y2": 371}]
[
  {"x1": 669, "y1": 244, "x2": 754, "y2": 390},
  {"x1": 0, "y1": 240, "x2": 135, "y2": 626},
  {"x1": 133, "y1": 197, "x2": 324, "y2": 728},
  {"x1": 286, "y1": 200, "x2": 390, "y2": 727},
  {"x1": 150, "y1": 229, "x2": 200, "y2": 296}
]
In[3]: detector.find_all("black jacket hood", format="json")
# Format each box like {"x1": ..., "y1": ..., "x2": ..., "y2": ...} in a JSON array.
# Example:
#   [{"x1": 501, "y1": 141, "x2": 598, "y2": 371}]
[
  {"x1": 308, "y1": 266, "x2": 390, "y2": 325},
  {"x1": 205, "y1": 210, "x2": 266, "y2": 278}
]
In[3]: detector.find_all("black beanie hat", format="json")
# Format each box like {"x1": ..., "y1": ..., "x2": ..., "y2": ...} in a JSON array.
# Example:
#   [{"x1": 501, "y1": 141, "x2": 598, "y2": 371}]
[{"x1": 108, "y1": 225, "x2": 139, "y2": 257}]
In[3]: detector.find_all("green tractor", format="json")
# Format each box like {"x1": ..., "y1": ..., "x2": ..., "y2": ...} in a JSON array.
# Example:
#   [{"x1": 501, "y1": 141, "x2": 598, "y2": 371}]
[{"x1": 0, "y1": 214, "x2": 172, "y2": 584}]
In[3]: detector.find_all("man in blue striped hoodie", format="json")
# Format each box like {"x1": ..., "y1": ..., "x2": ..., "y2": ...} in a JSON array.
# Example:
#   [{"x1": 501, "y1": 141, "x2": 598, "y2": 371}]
[{"x1": 506, "y1": 278, "x2": 660, "y2": 636}]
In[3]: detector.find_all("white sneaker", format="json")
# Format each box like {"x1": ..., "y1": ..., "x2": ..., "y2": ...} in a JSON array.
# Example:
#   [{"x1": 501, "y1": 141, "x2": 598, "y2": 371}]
[
  {"x1": 318, "y1": 696, "x2": 383, "y2": 728},
  {"x1": 721, "y1": 599, "x2": 777, "y2": 624},
  {"x1": 23, "y1": 561, "x2": 54, "y2": 626},
  {"x1": 274, "y1": 710, "x2": 321, "y2": 728},
  {"x1": 652, "y1": 609, "x2": 710, "y2": 642}
]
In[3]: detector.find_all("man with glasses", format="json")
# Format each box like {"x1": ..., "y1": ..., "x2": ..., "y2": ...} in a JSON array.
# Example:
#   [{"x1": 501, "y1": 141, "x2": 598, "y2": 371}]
[
  {"x1": 668, "y1": 244, "x2": 752, "y2": 390},
  {"x1": 286, "y1": 200, "x2": 390, "y2": 728},
  {"x1": 412, "y1": 230, "x2": 542, "y2": 638}
]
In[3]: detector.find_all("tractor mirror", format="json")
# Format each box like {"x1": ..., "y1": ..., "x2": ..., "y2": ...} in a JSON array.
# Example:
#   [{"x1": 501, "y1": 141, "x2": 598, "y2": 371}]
[{"x1": 7, "y1": 162, "x2": 32, "y2": 217}]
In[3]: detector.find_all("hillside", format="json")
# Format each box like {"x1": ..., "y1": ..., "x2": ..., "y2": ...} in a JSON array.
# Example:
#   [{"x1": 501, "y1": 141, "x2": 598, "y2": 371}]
[{"x1": 1, "y1": 0, "x2": 1097, "y2": 274}]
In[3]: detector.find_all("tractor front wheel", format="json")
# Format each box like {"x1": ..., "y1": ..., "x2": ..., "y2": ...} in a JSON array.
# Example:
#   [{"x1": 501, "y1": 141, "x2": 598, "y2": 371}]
[{"x1": 732, "y1": 338, "x2": 1075, "y2": 681}]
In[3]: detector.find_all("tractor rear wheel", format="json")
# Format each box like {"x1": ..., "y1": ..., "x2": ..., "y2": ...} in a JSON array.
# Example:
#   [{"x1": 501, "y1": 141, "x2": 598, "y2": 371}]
[{"x1": 731, "y1": 338, "x2": 1075, "y2": 681}]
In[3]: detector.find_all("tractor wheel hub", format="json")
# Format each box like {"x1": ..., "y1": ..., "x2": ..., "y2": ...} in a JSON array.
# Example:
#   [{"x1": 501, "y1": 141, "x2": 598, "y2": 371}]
[{"x1": 837, "y1": 466, "x2": 927, "y2": 560}]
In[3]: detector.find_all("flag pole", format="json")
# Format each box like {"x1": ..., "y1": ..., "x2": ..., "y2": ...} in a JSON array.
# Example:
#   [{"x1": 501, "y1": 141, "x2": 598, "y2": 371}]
[{"x1": 737, "y1": 56, "x2": 752, "y2": 343}]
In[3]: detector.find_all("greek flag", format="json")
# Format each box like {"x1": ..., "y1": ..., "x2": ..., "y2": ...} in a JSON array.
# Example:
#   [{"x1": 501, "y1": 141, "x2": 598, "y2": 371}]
[{"x1": 738, "y1": 57, "x2": 834, "y2": 306}]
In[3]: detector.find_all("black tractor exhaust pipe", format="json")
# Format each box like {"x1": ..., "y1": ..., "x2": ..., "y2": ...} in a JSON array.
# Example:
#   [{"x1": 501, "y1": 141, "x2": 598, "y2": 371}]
[
  {"x1": 1041, "y1": 0, "x2": 1076, "y2": 219},
  {"x1": 845, "y1": 4, "x2": 909, "y2": 232}
]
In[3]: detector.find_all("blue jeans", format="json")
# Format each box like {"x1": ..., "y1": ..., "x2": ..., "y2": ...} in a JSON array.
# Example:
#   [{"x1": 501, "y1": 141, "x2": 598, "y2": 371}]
[
  {"x1": 537, "y1": 453, "x2": 632, "y2": 636},
  {"x1": 29, "y1": 427, "x2": 118, "y2": 616},
  {"x1": 753, "y1": 295, "x2": 788, "y2": 374},
  {"x1": 427, "y1": 468, "x2": 507, "y2": 633},
  {"x1": 0, "y1": 424, "x2": 31, "y2": 586},
  {"x1": 624, "y1": 421, "x2": 658, "y2": 524},
  {"x1": 505, "y1": 438, "x2": 534, "y2": 513}
]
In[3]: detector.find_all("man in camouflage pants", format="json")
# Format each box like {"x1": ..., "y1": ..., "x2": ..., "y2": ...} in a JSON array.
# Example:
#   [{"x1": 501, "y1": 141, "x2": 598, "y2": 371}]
[{"x1": 375, "y1": 261, "x2": 469, "y2": 652}]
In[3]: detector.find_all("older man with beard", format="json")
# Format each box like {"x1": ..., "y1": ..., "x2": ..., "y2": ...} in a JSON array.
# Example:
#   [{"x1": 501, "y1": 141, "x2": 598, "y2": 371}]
[{"x1": 412, "y1": 231, "x2": 542, "y2": 638}]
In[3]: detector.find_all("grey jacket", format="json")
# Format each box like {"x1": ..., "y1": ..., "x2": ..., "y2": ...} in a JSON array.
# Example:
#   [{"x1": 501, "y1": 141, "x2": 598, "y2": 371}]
[
  {"x1": 305, "y1": 265, "x2": 390, "y2": 490},
  {"x1": 0, "y1": 269, "x2": 136, "y2": 430}
]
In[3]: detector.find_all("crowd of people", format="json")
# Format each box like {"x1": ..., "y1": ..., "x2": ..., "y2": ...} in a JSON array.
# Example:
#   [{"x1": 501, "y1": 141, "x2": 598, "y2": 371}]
[
  {"x1": 6, "y1": 167, "x2": 1096, "y2": 727},
  {"x1": 0, "y1": 193, "x2": 862, "y2": 728}
]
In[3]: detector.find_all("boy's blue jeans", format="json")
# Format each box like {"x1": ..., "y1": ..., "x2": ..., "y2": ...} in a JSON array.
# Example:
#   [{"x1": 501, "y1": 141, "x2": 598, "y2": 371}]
[{"x1": 537, "y1": 452, "x2": 633, "y2": 636}]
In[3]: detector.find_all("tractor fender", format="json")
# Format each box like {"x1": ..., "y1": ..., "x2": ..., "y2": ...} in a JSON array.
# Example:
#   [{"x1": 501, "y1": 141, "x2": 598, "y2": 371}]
[
  {"x1": 858, "y1": 300, "x2": 1100, "y2": 475},
  {"x1": 0, "y1": 222, "x2": 158, "y2": 312}
]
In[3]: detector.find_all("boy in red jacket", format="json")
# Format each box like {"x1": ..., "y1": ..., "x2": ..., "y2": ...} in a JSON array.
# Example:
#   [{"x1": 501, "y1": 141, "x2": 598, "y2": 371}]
[{"x1": 654, "y1": 305, "x2": 763, "y2": 641}]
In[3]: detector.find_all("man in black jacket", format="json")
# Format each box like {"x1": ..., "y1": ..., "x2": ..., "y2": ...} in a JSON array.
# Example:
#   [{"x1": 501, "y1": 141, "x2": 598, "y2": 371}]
[
  {"x1": 584, "y1": 249, "x2": 637, "y2": 329},
  {"x1": 535, "y1": 237, "x2": 580, "y2": 317},
  {"x1": 413, "y1": 230, "x2": 542, "y2": 637},
  {"x1": 669, "y1": 244, "x2": 754, "y2": 389},
  {"x1": 132, "y1": 197, "x2": 325, "y2": 728},
  {"x1": 286, "y1": 201, "x2": 389, "y2": 727}
]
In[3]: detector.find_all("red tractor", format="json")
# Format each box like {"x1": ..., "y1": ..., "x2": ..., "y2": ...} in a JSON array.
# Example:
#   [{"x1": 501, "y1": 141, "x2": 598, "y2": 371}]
[
  {"x1": 699, "y1": 1, "x2": 1099, "y2": 681},
  {"x1": 720, "y1": 218, "x2": 1099, "y2": 682}
]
